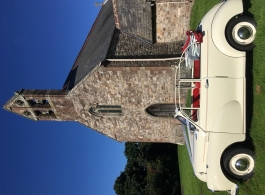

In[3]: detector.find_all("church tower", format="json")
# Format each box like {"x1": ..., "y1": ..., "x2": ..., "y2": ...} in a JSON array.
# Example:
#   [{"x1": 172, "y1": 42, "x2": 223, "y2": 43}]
[{"x1": 3, "y1": 89, "x2": 77, "y2": 121}]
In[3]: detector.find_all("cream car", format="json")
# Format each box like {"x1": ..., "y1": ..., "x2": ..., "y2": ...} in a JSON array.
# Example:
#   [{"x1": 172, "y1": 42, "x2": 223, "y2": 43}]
[{"x1": 174, "y1": 0, "x2": 256, "y2": 194}]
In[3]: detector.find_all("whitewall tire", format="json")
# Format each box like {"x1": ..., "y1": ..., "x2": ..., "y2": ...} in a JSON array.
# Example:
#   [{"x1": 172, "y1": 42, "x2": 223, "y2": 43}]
[
  {"x1": 223, "y1": 148, "x2": 255, "y2": 180},
  {"x1": 225, "y1": 16, "x2": 257, "y2": 51}
]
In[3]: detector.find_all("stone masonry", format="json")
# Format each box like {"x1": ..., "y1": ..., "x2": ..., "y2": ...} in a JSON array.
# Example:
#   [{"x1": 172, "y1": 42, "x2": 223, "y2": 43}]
[
  {"x1": 156, "y1": 1, "x2": 193, "y2": 43},
  {"x1": 69, "y1": 65, "x2": 188, "y2": 144},
  {"x1": 4, "y1": 90, "x2": 78, "y2": 122},
  {"x1": 112, "y1": 0, "x2": 193, "y2": 43}
]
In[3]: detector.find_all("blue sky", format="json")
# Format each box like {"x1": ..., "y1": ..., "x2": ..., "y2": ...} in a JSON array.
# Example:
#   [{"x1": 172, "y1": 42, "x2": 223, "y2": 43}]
[{"x1": 0, "y1": 1, "x2": 126, "y2": 195}]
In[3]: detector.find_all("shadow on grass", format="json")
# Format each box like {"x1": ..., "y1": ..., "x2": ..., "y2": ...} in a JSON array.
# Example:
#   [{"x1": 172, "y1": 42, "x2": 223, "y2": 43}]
[
  {"x1": 243, "y1": 0, "x2": 255, "y2": 151},
  {"x1": 245, "y1": 50, "x2": 254, "y2": 151}
]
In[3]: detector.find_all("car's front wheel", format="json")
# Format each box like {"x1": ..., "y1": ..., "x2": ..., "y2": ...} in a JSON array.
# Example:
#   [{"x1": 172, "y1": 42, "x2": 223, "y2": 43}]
[
  {"x1": 223, "y1": 148, "x2": 255, "y2": 180},
  {"x1": 225, "y1": 16, "x2": 257, "y2": 51}
]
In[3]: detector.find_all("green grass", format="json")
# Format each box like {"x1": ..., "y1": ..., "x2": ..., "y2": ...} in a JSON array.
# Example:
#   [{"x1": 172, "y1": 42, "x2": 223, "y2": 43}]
[
  {"x1": 178, "y1": 0, "x2": 265, "y2": 194},
  {"x1": 178, "y1": 145, "x2": 228, "y2": 195},
  {"x1": 189, "y1": 0, "x2": 219, "y2": 29}
]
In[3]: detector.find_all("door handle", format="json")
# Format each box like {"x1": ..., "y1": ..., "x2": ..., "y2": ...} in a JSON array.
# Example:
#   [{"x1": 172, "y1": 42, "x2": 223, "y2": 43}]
[{"x1": 205, "y1": 79, "x2": 209, "y2": 88}]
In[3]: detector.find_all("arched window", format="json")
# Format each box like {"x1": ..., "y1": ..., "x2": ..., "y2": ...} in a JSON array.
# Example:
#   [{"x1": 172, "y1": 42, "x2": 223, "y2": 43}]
[
  {"x1": 34, "y1": 110, "x2": 54, "y2": 116},
  {"x1": 33, "y1": 110, "x2": 56, "y2": 120},
  {"x1": 23, "y1": 111, "x2": 32, "y2": 117},
  {"x1": 27, "y1": 99, "x2": 50, "y2": 107},
  {"x1": 89, "y1": 104, "x2": 122, "y2": 117},
  {"x1": 146, "y1": 104, "x2": 179, "y2": 117},
  {"x1": 15, "y1": 100, "x2": 25, "y2": 106}
]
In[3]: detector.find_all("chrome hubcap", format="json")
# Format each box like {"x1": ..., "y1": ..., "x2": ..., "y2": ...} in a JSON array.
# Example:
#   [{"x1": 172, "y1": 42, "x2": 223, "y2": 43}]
[
  {"x1": 235, "y1": 158, "x2": 249, "y2": 171},
  {"x1": 229, "y1": 153, "x2": 255, "y2": 176},
  {"x1": 238, "y1": 26, "x2": 252, "y2": 40},
  {"x1": 232, "y1": 21, "x2": 256, "y2": 45}
]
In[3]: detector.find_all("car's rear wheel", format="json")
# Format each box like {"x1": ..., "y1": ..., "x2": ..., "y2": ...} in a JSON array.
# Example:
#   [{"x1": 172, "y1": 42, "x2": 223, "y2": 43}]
[
  {"x1": 223, "y1": 148, "x2": 255, "y2": 180},
  {"x1": 225, "y1": 16, "x2": 257, "y2": 51}
]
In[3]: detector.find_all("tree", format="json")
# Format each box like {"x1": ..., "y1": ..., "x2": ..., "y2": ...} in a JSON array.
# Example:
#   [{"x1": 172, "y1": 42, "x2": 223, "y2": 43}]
[{"x1": 114, "y1": 143, "x2": 180, "y2": 195}]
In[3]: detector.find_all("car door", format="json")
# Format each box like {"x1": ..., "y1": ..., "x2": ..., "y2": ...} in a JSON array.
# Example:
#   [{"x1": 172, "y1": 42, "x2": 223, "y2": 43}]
[{"x1": 201, "y1": 77, "x2": 245, "y2": 134}]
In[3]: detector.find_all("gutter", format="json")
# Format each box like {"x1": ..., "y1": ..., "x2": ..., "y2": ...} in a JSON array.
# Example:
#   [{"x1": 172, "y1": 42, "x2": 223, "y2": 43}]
[{"x1": 106, "y1": 57, "x2": 183, "y2": 62}]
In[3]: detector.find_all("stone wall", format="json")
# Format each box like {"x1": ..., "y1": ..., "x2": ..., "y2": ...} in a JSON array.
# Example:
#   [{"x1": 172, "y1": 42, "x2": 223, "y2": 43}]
[
  {"x1": 69, "y1": 65, "x2": 189, "y2": 144},
  {"x1": 111, "y1": 0, "x2": 193, "y2": 44},
  {"x1": 156, "y1": 1, "x2": 193, "y2": 43}
]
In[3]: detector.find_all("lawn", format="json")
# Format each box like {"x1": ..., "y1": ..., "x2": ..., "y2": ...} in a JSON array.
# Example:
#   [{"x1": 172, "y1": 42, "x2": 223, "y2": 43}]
[{"x1": 178, "y1": 0, "x2": 265, "y2": 194}]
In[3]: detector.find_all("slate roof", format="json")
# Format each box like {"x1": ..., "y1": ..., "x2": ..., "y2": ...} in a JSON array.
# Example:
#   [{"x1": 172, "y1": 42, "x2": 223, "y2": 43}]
[
  {"x1": 63, "y1": 0, "x2": 115, "y2": 90},
  {"x1": 115, "y1": 0, "x2": 154, "y2": 43}
]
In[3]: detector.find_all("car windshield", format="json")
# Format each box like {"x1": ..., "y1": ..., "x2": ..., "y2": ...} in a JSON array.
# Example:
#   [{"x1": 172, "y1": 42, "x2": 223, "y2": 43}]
[{"x1": 175, "y1": 31, "x2": 201, "y2": 122}]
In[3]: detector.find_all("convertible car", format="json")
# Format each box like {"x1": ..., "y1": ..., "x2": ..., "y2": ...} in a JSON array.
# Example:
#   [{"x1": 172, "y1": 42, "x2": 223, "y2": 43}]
[{"x1": 174, "y1": 0, "x2": 256, "y2": 194}]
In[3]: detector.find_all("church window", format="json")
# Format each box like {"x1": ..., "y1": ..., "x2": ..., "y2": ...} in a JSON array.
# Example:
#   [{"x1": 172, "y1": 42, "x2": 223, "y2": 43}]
[
  {"x1": 15, "y1": 100, "x2": 24, "y2": 106},
  {"x1": 34, "y1": 110, "x2": 53, "y2": 116},
  {"x1": 27, "y1": 99, "x2": 50, "y2": 107},
  {"x1": 23, "y1": 111, "x2": 31, "y2": 117},
  {"x1": 89, "y1": 105, "x2": 122, "y2": 117},
  {"x1": 146, "y1": 104, "x2": 180, "y2": 117}
]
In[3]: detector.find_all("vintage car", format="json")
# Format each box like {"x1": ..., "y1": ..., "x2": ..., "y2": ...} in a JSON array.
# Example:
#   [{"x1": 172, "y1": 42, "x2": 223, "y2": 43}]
[{"x1": 174, "y1": 0, "x2": 256, "y2": 194}]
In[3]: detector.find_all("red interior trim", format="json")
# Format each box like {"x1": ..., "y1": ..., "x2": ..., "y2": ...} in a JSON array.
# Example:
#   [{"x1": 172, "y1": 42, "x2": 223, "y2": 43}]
[
  {"x1": 192, "y1": 88, "x2": 200, "y2": 121},
  {"x1": 193, "y1": 59, "x2": 200, "y2": 79},
  {"x1": 182, "y1": 34, "x2": 191, "y2": 52}
]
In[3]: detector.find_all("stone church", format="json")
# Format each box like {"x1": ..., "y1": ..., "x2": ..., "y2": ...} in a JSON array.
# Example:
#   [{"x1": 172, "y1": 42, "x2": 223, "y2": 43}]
[{"x1": 4, "y1": 0, "x2": 193, "y2": 144}]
